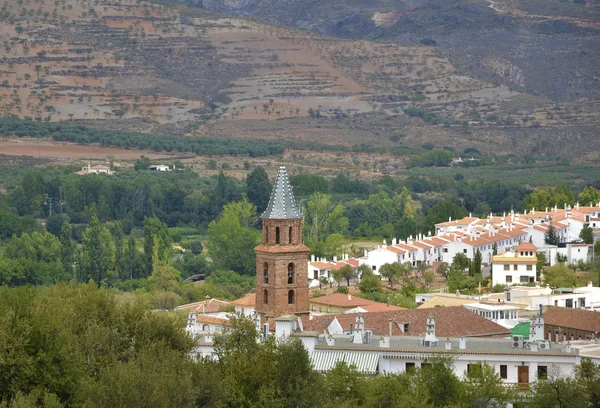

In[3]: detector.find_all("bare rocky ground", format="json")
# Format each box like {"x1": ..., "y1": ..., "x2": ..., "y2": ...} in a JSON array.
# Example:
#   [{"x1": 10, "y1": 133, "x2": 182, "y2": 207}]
[{"x1": 0, "y1": 0, "x2": 598, "y2": 161}]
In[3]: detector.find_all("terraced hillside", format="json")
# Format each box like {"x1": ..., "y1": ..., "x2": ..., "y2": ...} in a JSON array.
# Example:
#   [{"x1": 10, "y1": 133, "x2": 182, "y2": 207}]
[{"x1": 0, "y1": 0, "x2": 598, "y2": 158}]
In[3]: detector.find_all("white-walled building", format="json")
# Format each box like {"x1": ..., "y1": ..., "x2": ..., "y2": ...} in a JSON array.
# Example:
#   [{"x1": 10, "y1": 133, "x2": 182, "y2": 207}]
[
  {"x1": 362, "y1": 205, "x2": 598, "y2": 273},
  {"x1": 503, "y1": 282, "x2": 600, "y2": 311},
  {"x1": 491, "y1": 242, "x2": 538, "y2": 286},
  {"x1": 231, "y1": 293, "x2": 256, "y2": 317}
]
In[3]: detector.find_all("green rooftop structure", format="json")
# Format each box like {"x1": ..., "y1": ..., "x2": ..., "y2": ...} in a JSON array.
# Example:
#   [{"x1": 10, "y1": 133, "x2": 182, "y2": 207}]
[{"x1": 510, "y1": 322, "x2": 530, "y2": 339}]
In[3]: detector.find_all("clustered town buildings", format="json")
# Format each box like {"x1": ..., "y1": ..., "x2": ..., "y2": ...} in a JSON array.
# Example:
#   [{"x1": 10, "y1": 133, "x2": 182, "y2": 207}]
[{"x1": 185, "y1": 166, "x2": 600, "y2": 385}]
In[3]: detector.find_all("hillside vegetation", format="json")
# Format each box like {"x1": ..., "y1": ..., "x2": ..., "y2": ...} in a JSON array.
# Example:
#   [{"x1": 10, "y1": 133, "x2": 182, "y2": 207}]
[{"x1": 0, "y1": 0, "x2": 598, "y2": 158}]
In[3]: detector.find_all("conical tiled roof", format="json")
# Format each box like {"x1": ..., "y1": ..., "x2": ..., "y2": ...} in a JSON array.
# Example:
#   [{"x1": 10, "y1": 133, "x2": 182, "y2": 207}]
[{"x1": 260, "y1": 166, "x2": 302, "y2": 219}]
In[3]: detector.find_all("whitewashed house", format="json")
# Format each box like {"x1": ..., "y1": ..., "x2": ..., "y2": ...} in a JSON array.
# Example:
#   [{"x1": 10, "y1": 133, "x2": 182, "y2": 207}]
[{"x1": 491, "y1": 242, "x2": 537, "y2": 286}]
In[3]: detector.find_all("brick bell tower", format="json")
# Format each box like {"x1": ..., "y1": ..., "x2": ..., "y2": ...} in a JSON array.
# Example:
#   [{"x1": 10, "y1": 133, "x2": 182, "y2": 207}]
[{"x1": 255, "y1": 166, "x2": 310, "y2": 317}]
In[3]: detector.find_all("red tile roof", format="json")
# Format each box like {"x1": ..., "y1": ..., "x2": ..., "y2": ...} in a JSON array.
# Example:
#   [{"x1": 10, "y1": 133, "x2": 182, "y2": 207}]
[
  {"x1": 544, "y1": 307, "x2": 600, "y2": 333},
  {"x1": 358, "y1": 303, "x2": 406, "y2": 312},
  {"x1": 516, "y1": 242, "x2": 537, "y2": 251},
  {"x1": 231, "y1": 293, "x2": 256, "y2": 307},
  {"x1": 303, "y1": 307, "x2": 510, "y2": 337},
  {"x1": 310, "y1": 261, "x2": 335, "y2": 270},
  {"x1": 195, "y1": 315, "x2": 229, "y2": 325}
]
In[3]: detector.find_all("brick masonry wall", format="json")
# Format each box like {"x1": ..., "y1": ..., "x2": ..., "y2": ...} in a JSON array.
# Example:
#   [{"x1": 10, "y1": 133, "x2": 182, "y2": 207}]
[{"x1": 256, "y1": 218, "x2": 309, "y2": 316}]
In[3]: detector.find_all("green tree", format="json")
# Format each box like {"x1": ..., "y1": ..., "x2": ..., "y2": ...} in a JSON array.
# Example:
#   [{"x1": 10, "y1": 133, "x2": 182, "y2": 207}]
[
  {"x1": 580, "y1": 227, "x2": 594, "y2": 244},
  {"x1": 0, "y1": 209, "x2": 41, "y2": 240},
  {"x1": 245, "y1": 166, "x2": 272, "y2": 214},
  {"x1": 544, "y1": 263, "x2": 578, "y2": 288},
  {"x1": 578, "y1": 186, "x2": 600, "y2": 206},
  {"x1": 147, "y1": 245, "x2": 181, "y2": 294},
  {"x1": 304, "y1": 192, "x2": 348, "y2": 246},
  {"x1": 537, "y1": 251, "x2": 547, "y2": 280},
  {"x1": 530, "y1": 367, "x2": 586, "y2": 408},
  {"x1": 339, "y1": 265, "x2": 357, "y2": 286},
  {"x1": 59, "y1": 221, "x2": 76, "y2": 275},
  {"x1": 436, "y1": 262, "x2": 450, "y2": 282},
  {"x1": 463, "y1": 362, "x2": 508, "y2": 407},
  {"x1": 471, "y1": 249, "x2": 483, "y2": 276},
  {"x1": 365, "y1": 372, "x2": 432, "y2": 408},
  {"x1": 206, "y1": 200, "x2": 261, "y2": 275},
  {"x1": 545, "y1": 222, "x2": 559, "y2": 245},
  {"x1": 524, "y1": 184, "x2": 575, "y2": 210},
  {"x1": 358, "y1": 274, "x2": 381, "y2": 293},
  {"x1": 80, "y1": 214, "x2": 116, "y2": 285},
  {"x1": 134, "y1": 155, "x2": 151, "y2": 171},
  {"x1": 323, "y1": 362, "x2": 366, "y2": 406},
  {"x1": 209, "y1": 172, "x2": 242, "y2": 217},
  {"x1": 574, "y1": 358, "x2": 600, "y2": 408},
  {"x1": 379, "y1": 262, "x2": 408, "y2": 287},
  {"x1": 123, "y1": 234, "x2": 142, "y2": 280},
  {"x1": 143, "y1": 215, "x2": 171, "y2": 276},
  {"x1": 111, "y1": 221, "x2": 125, "y2": 280},
  {"x1": 4, "y1": 231, "x2": 60, "y2": 263},
  {"x1": 419, "y1": 358, "x2": 464, "y2": 407},
  {"x1": 422, "y1": 201, "x2": 467, "y2": 234},
  {"x1": 452, "y1": 253, "x2": 471, "y2": 271},
  {"x1": 358, "y1": 263, "x2": 373, "y2": 278}
]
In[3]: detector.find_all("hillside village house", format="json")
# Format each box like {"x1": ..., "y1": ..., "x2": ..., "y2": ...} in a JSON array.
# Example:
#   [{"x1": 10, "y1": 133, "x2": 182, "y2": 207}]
[
  {"x1": 361, "y1": 204, "x2": 598, "y2": 276},
  {"x1": 491, "y1": 242, "x2": 537, "y2": 286},
  {"x1": 76, "y1": 163, "x2": 113, "y2": 175},
  {"x1": 230, "y1": 293, "x2": 255, "y2": 317},
  {"x1": 307, "y1": 256, "x2": 360, "y2": 288},
  {"x1": 503, "y1": 282, "x2": 600, "y2": 311}
]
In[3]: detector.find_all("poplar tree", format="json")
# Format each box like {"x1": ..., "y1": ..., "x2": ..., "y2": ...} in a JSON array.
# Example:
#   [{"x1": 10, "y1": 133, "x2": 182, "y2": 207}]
[{"x1": 81, "y1": 214, "x2": 115, "y2": 285}]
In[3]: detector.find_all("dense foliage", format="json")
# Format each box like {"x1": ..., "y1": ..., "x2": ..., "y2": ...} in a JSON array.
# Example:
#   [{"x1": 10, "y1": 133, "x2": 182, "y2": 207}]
[{"x1": 1, "y1": 288, "x2": 598, "y2": 408}]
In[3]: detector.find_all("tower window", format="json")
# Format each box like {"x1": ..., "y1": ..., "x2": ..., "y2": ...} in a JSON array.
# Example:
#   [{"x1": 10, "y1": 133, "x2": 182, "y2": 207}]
[
  {"x1": 263, "y1": 262, "x2": 269, "y2": 284},
  {"x1": 264, "y1": 289, "x2": 268, "y2": 305},
  {"x1": 276, "y1": 227, "x2": 280, "y2": 245},
  {"x1": 288, "y1": 263, "x2": 295, "y2": 284},
  {"x1": 288, "y1": 290, "x2": 295, "y2": 304},
  {"x1": 289, "y1": 226, "x2": 293, "y2": 244},
  {"x1": 265, "y1": 227, "x2": 269, "y2": 244}
]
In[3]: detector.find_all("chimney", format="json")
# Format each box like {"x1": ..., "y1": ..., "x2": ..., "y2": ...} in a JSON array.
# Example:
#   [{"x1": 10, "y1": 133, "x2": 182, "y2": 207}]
[
  {"x1": 565, "y1": 343, "x2": 572, "y2": 353},
  {"x1": 459, "y1": 337, "x2": 466, "y2": 350},
  {"x1": 379, "y1": 336, "x2": 390, "y2": 348},
  {"x1": 311, "y1": 254, "x2": 315, "y2": 262},
  {"x1": 421, "y1": 315, "x2": 438, "y2": 347},
  {"x1": 388, "y1": 318, "x2": 393, "y2": 337},
  {"x1": 445, "y1": 338, "x2": 452, "y2": 350},
  {"x1": 333, "y1": 256, "x2": 338, "y2": 263},
  {"x1": 530, "y1": 341, "x2": 538, "y2": 352},
  {"x1": 392, "y1": 238, "x2": 397, "y2": 245}
]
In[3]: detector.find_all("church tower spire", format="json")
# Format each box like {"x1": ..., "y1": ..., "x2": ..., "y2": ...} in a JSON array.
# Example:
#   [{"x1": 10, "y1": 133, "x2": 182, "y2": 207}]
[{"x1": 255, "y1": 166, "x2": 310, "y2": 317}]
